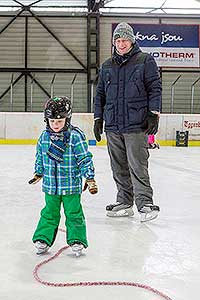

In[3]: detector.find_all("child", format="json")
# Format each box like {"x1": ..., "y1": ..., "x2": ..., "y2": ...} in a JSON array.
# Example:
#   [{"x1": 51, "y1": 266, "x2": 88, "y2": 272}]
[
  {"x1": 147, "y1": 134, "x2": 160, "y2": 149},
  {"x1": 29, "y1": 96, "x2": 98, "y2": 257}
]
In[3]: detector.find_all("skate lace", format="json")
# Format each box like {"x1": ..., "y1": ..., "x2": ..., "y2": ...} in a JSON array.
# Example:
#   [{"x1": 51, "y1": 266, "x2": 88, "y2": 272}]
[
  {"x1": 35, "y1": 241, "x2": 48, "y2": 249},
  {"x1": 71, "y1": 243, "x2": 84, "y2": 252},
  {"x1": 32, "y1": 228, "x2": 173, "y2": 300}
]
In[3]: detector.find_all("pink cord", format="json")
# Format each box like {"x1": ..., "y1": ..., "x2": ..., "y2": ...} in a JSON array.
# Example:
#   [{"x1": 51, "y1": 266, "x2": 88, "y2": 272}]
[{"x1": 33, "y1": 231, "x2": 173, "y2": 300}]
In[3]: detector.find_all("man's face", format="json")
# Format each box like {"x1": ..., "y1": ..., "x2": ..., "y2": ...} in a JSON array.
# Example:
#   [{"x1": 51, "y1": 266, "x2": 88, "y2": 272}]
[
  {"x1": 114, "y1": 38, "x2": 132, "y2": 55},
  {"x1": 48, "y1": 118, "x2": 66, "y2": 132}
]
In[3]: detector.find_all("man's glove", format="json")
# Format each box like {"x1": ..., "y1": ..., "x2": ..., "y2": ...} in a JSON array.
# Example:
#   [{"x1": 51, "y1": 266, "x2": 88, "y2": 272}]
[
  {"x1": 28, "y1": 174, "x2": 43, "y2": 184},
  {"x1": 142, "y1": 111, "x2": 159, "y2": 135},
  {"x1": 83, "y1": 179, "x2": 98, "y2": 194},
  {"x1": 93, "y1": 118, "x2": 103, "y2": 142}
]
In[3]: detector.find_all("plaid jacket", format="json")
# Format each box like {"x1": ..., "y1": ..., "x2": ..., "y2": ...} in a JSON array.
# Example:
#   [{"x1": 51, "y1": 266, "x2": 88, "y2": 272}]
[{"x1": 34, "y1": 126, "x2": 95, "y2": 195}]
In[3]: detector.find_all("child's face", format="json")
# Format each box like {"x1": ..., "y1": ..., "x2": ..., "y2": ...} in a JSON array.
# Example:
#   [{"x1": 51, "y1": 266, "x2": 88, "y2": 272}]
[{"x1": 48, "y1": 118, "x2": 66, "y2": 132}]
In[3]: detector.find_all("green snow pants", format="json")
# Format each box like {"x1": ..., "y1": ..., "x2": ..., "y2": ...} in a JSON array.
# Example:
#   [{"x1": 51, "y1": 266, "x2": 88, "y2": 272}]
[{"x1": 32, "y1": 193, "x2": 88, "y2": 248}]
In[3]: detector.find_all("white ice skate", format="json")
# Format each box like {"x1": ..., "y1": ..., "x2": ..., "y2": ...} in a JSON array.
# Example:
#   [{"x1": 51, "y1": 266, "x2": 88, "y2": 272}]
[
  {"x1": 71, "y1": 243, "x2": 84, "y2": 257},
  {"x1": 106, "y1": 202, "x2": 134, "y2": 217},
  {"x1": 139, "y1": 205, "x2": 160, "y2": 222},
  {"x1": 34, "y1": 240, "x2": 49, "y2": 255}
]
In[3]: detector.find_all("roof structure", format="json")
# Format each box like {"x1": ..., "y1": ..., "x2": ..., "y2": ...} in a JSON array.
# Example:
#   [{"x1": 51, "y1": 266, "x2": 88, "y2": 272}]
[
  {"x1": 1, "y1": 0, "x2": 200, "y2": 15},
  {"x1": 103, "y1": 0, "x2": 200, "y2": 15}
]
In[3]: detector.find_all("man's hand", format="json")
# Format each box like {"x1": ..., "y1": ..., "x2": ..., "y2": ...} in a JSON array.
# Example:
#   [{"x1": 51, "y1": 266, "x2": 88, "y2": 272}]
[
  {"x1": 28, "y1": 174, "x2": 43, "y2": 184},
  {"x1": 93, "y1": 118, "x2": 103, "y2": 142},
  {"x1": 142, "y1": 111, "x2": 159, "y2": 135},
  {"x1": 83, "y1": 179, "x2": 98, "y2": 194}
]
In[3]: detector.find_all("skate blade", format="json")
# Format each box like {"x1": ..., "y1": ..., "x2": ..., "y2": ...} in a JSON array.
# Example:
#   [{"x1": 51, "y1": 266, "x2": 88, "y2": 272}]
[
  {"x1": 106, "y1": 208, "x2": 134, "y2": 217},
  {"x1": 73, "y1": 251, "x2": 82, "y2": 257},
  {"x1": 140, "y1": 211, "x2": 159, "y2": 222},
  {"x1": 36, "y1": 246, "x2": 49, "y2": 255},
  {"x1": 36, "y1": 249, "x2": 49, "y2": 255}
]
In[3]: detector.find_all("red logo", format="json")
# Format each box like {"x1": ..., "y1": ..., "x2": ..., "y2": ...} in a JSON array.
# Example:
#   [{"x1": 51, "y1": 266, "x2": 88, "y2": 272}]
[{"x1": 184, "y1": 120, "x2": 200, "y2": 129}]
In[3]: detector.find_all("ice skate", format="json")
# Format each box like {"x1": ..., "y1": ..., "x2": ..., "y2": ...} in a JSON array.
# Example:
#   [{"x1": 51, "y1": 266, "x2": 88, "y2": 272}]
[
  {"x1": 148, "y1": 142, "x2": 160, "y2": 149},
  {"x1": 71, "y1": 243, "x2": 84, "y2": 257},
  {"x1": 34, "y1": 240, "x2": 49, "y2": 255},
  {"x1": 155, "y1": 142, "x2": 160, "y2": 149},
  {"x1": 139, "y1": 205, "x2": 160, "y2": 222},
  {"x1": 106, "y1": 202, "x2": 134, "y2": 217}
]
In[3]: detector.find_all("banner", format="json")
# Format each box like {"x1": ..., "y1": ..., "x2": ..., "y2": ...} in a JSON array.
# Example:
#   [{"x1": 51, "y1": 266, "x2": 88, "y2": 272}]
[{"x1": 112, "y1": 24, "x2": 200, "y2": 67}]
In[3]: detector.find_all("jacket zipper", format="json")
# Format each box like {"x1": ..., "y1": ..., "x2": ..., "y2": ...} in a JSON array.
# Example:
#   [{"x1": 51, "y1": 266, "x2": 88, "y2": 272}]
[
  {"x1": 55, "y1": 161, "x2": 57, "y2": 194},
  {"x1": 123, "y1": 67, "x2": 125, "y2": 129}
]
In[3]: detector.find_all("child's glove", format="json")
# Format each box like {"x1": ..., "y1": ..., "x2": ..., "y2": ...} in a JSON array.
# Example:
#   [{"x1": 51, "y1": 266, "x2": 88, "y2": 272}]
[
  {"x1": 28, "y1": 174, "x2": 43, "y2": 184},
  {"x1": 83, "y1": 179, "x2": 98, "y2": 194}
]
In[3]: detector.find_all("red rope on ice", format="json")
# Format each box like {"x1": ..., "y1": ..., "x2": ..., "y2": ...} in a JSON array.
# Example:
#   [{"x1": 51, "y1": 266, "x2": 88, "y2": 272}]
[{"x1": 33, "y1": 230, "x2": 173, "y2": 300}]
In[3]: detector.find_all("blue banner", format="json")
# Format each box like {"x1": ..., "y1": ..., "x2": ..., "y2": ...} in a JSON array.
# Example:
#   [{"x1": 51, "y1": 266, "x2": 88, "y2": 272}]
[
  {"x1": 112, "y1": 23, "x2": 200, "y2": 67},
  {"x1": 133, "y1": 24, "x2": 199, "y2": 48}
]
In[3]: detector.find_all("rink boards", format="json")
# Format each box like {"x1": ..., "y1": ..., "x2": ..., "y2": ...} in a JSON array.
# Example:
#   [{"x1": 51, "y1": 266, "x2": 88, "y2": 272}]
[{"x1": 0, "y1": 112, "x2": 200, "y2": 146}]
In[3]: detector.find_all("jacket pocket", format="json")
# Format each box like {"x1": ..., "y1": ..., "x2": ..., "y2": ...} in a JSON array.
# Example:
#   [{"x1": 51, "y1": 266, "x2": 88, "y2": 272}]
[
  {"x1": 127, "y1": 102, "x2": 147, "y2": 125},
  {"x1": 125, "y1": 79, "x2": 141, "y2": 98},
  {"x1": 105, "y1": 81, "x2": 118, "y2": 99},
  {"x1": 104, "y1": 103, "x2": 115, "y2": 125},
  {"x1": 105, "y1": 73, "x2": 118, "y2": 99}
]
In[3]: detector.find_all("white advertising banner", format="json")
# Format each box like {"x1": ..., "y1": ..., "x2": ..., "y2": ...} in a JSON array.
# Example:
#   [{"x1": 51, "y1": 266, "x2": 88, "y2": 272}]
[{"x1": 140, "y1": 47, "x2": 199, "y2": 67}]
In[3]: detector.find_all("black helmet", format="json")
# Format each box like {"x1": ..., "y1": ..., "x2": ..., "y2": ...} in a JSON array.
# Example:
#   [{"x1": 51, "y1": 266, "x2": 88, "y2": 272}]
[{"x1": 44, "y1": 96, "x2": 72, "y2": 120}]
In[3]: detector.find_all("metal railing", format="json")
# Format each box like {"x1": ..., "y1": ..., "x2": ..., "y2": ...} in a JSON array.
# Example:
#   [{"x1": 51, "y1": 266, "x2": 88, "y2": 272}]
[
  {"x1": 190, "y1": 76, "x2": 200, "y2": 114},
  {"x1": 4, "y1": 72, "x2": 200, "y2": 114},
  {"x1": 170, "y1": 75, "x2": 181, "y2": 113},
  {"x1": 30, "y1": 74, "x2": 35, "y2": 112},
  {"x1": 28, "y1": 73, "x2": 78, "y2": 111},
  {"x1": 10, "y1": 74, "x2": 14, "y2": 111},
  {"x1": 50, "y1": 73, "x2": 56, "y2": 98},
  {"x1": 70, "y1": 74, "x2": 77, "y2": 107}
]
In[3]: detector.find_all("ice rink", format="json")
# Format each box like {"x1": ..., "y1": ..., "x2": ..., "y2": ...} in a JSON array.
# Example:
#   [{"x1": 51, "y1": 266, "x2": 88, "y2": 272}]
[{"x1": 0, "y1": 144, "x2": 200, "y2": 300}]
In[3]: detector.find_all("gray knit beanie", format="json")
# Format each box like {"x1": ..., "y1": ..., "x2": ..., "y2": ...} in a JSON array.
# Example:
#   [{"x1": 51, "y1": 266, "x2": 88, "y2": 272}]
[{"x1": 112, "y1": 22, "x2": 135, "y2": 45}]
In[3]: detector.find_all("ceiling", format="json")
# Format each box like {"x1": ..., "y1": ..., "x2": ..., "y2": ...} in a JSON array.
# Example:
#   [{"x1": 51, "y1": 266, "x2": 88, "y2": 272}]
[{"x1": 1, "y1": 0, "x2": 200, "y2": 15}]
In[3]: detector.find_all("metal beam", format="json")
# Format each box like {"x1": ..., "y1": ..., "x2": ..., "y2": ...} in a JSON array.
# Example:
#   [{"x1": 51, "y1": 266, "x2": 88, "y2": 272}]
[
  {"x1": 29, "y1": 0, "x2": 43, "y2": 6},
  {"x1": 0, "y1": 8, "x2": 25, "y2": 36},
  {"x1": 28, "y1": 8, "x2": 87, "y2": 70},
  {"x1": 12, "y1": 0, "x2": 23, "y2": 6},
  {"x1": 0, "y1": 73, "x2": 24, "y2": 100},
  {"x1": 28, "y1": 73, "x2": 51, "y2": 98},
  {"x1": 0, "y1": 68, "x2": 87, "y2": 73}
]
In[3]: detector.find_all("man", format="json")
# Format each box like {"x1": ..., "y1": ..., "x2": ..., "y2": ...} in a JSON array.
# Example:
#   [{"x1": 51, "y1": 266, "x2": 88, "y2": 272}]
[{"x1": 93, "y1": 22, "x2": 162, "y2": 222}]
